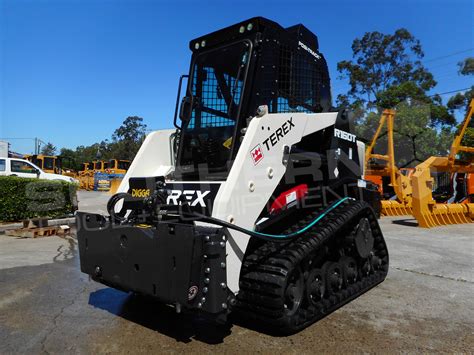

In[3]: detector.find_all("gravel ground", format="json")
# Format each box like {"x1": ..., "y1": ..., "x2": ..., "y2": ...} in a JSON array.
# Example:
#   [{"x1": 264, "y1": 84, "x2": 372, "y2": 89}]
[{"x1": 0, "y1": 191, "x2": 472, "y2": 353}]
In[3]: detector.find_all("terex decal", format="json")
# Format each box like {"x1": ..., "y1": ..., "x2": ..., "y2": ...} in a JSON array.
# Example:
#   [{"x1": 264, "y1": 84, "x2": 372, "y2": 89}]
[
  {"x1": 249, "y1": 117, "x2": 296, "y2": 165},
  {"x1": 262, "y1": 117, "x2": 295, "y2": 151},
  {"x1": 334, "y1": 128, "x2": 356, "y2": 143}
]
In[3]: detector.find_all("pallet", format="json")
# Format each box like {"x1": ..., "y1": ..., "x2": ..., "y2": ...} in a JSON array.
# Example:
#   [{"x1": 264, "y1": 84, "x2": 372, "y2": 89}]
[
  {"x1": 22, "y1": 218, "x2": 49, "y2": 229},
  {"x1": 5, "y1": 225, "x2": 70, "y2": 239}
]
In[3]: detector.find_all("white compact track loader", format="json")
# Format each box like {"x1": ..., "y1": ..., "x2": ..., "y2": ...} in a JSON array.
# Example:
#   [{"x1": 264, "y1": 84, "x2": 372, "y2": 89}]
[{"x1": 77, "y1": 17, "x2": 388, "y2": 334}]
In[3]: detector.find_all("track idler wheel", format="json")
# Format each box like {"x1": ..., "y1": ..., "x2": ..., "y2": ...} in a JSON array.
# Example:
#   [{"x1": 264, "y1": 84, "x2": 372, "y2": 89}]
[
  {"x1": 306, "y1": 268, "x2": 325, "y2": 306},
  {"x1": 340, "y1": 256, "x2": 358, "y2": 286},
  {"x1": 324, "y1": 262, "x2": 343, "y2": 295},
  {"x1": 354, "y1": 218, "x2": 374, "y2": 258},
  {"x1": 284, "y1": 267, "x2": 305, "y2": 316}
]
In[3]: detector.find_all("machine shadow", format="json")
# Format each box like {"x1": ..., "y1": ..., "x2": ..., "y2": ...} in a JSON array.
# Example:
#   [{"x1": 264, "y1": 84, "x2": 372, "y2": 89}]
[
  {"x1": 88, "y1": 287, "x2": 232, "y2": 344},
  {"x1": 391, "y1": 218, "x2": 419, "y2": 227}
]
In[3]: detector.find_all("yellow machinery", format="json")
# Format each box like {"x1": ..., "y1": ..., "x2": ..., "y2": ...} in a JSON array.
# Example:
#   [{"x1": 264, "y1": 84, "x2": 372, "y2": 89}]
[
  {"x1": 59, "y1": 156, "x2": 77, "y2": 178},
  {"x1": 364, "y1": 109, "x2": 413, "y2": 216},
  {"x1": 106, "y1": 159, "x2": 131, "y2": 194},
  {"x1": 78, "y1": 160, "x2": 128, "y2": 191},
  {"x1": 91, "y1": 160, "x2": 109, "y2": 172},
  {"x1": 25, "y1": 154, "x2": 61, "y2": 174},
  {"x1": 79, "y1": 160, "x2": 108, "y2": 190},
  {"x1": 24, "y1": 154, "x2": 77, "y2": 178},
  {"x1": 106, "y1": 159, "x2": 130, "y2": 174},
  {"x1": 78, "y1": 162, "x2": 95, "y2": 190},
  {"x1": 411, "y1": 99, "x2": 474, "y2": 227}
]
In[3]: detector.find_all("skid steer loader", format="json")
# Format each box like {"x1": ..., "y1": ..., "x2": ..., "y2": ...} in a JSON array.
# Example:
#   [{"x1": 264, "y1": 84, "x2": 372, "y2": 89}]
[{"x1": 76, "y1": 17, "x2": 389, "y2": 334}]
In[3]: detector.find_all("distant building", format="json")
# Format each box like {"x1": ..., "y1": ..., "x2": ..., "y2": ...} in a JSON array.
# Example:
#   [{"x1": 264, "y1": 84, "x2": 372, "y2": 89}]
[
  {"x1": 0, "y1": 141, "x2": 24, "y2": 158},
  {"x1": 9, "y1": 151, "x2": 24, "y2": 158},
  {"x1": 0, "y1": 141, "x2": 8, "y2": 158}
]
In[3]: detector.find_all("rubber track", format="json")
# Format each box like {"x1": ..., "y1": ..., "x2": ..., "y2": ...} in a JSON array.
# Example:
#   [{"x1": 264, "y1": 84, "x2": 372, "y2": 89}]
[{"x1": 236, "y1": 199, "x2": 389, "y2": 334}]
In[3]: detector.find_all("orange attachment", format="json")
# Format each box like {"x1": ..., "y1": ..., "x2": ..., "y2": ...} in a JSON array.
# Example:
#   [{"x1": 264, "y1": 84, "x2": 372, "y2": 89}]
[{"x1": 364, "y1": 175, "x2": 383, "y2": 195}]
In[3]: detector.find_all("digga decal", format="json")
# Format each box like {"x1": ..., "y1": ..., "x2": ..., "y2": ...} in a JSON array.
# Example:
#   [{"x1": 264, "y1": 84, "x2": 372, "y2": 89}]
[
  {"x1": 250, "y1": 144, "x2": 264, "y2": 165},
  {"x1": 131, "y1": 188, "x2": 151, "y2": 198}
]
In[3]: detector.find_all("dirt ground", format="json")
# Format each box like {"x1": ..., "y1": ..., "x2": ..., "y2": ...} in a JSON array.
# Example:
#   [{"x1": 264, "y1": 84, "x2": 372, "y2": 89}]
[{"x1": 0, "y1": 192, "x2": 473, "y2": 353}]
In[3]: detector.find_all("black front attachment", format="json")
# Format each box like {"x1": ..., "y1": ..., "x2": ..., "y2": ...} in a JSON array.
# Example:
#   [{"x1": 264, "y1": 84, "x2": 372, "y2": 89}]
[{"x1": 76, "y1": 212, "x2": 231, "y2": 316}]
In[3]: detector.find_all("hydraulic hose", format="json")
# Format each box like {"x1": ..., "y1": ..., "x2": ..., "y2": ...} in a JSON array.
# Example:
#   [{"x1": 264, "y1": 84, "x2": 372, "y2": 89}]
[
  {"x1": 107, "y1": 192, "x2": 130, "y2": 224},
  {"x1": 107, "y1": 190, "x2": 352, "y2": 242},
  {"x1": 187, "y1": 197, "x2": 353, "y2": 242}
]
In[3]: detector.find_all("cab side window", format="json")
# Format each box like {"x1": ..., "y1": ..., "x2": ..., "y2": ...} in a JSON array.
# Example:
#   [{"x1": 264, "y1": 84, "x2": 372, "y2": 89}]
[
  {"x1": 0, "y1": 159, "x2": 5, "y2": 171},
  {"x1": 11, "y1": 160, "x2": 37, "y2": 174}
]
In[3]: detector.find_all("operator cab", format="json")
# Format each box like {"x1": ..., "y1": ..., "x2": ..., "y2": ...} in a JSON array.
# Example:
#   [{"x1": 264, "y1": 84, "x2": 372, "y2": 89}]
[{"x1": 175, "y1": 17, "x2": 332, "y2": 179}]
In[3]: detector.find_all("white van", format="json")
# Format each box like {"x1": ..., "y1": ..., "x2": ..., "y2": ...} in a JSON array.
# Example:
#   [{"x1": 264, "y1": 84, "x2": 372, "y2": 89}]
[{"x1": 0, "y1": 157, "x2": 78, "y2": 183}]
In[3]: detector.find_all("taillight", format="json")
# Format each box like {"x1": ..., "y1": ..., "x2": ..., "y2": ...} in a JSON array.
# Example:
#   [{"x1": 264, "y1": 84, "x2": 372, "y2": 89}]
[{"x1": 270, "y1": 184, "x2": 308, "y2": 214}]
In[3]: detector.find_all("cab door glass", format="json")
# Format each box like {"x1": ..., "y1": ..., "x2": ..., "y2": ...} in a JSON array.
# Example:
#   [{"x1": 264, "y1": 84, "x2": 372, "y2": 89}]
[
  {"x1": 178, "y1": 40, "x2": 251, "y2": 172},
  {"x1": 0, "y1": 159, "x2": 5, "y2": 171}
]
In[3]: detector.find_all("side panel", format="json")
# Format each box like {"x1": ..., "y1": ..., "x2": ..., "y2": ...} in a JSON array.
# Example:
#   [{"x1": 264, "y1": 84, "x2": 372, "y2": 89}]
[
  {"x1": 118, "y1": 129, "x2": 176, "y2": 193},
  {"x1": 212, "y1": 111, "x2": 338, "y2": 292}
]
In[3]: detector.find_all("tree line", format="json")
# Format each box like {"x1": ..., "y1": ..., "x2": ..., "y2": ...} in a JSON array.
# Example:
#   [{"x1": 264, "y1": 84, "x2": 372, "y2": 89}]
[
  {"x1": 40, "y1": 116, "x2": 148, "y2": 170},
  {"x1": 43, "y1": 29, "x2": 472, "y2": 170},
  {"x1": 336, "y1": 29, "x2": 473, "y2": 167}
]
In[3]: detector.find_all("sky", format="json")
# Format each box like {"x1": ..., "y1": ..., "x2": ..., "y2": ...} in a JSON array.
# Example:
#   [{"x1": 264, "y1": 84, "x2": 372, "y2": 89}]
[{"x1": 1, "y1": 0, "x2": 473, "y2": 154}]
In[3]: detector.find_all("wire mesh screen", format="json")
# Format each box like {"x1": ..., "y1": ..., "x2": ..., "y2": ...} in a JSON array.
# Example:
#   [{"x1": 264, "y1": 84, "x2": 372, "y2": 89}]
[{"x1": 265, "y1": 43, "x2": 327, "y2": 114}]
